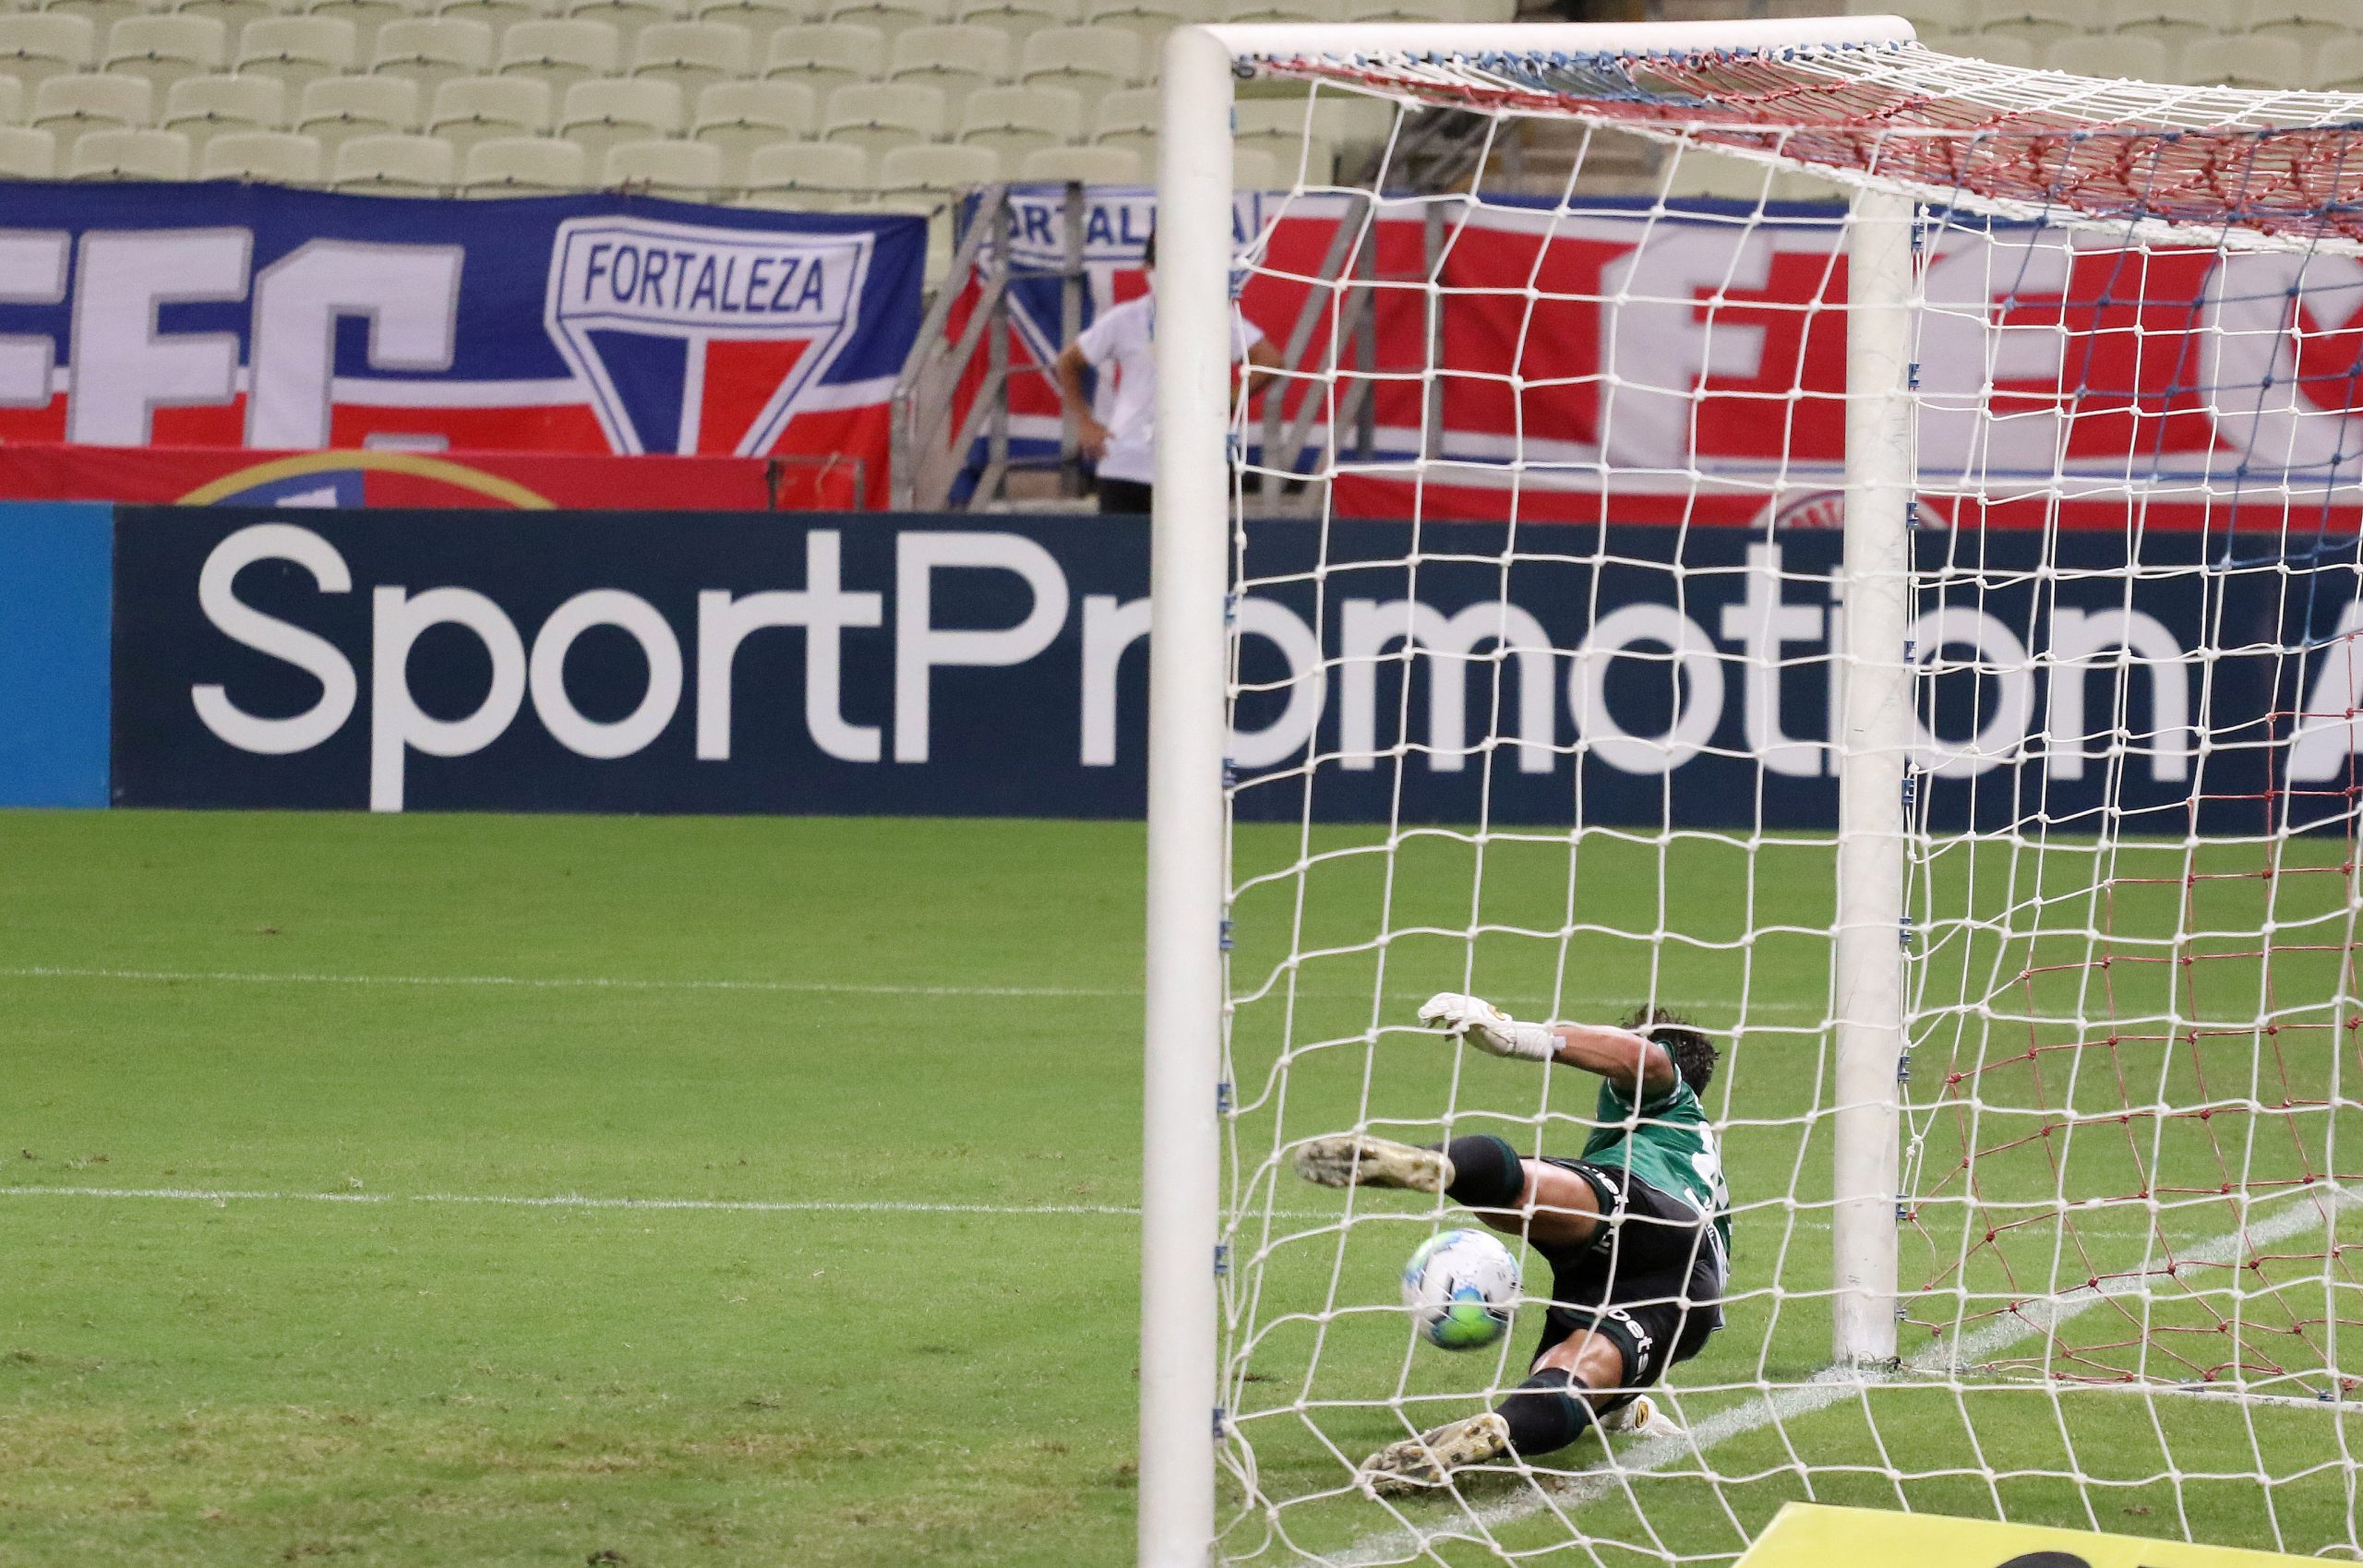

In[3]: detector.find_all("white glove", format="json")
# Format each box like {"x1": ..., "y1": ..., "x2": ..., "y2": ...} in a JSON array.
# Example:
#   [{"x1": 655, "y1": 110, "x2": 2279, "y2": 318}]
[{"x1": 1417, "y1": 991, "x2": 1556, "y2": 1062}]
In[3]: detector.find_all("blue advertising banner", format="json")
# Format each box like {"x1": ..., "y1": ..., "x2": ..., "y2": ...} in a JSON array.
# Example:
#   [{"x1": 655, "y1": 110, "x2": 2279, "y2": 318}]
[
  {"x1": 104, "y1": 508, "x2": 2363, "y2": 831},
  {"x1": 0, "y1": 184, "x2": 922, "y2": 504},
  {"x1": 0, "y1": 500, "x2": 111, "y2": 808}
]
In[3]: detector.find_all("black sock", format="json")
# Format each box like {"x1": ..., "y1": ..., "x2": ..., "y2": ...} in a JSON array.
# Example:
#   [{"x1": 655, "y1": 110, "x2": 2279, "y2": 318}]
[
  {"x1": 1441, "y1": 1134, "x2": 1524, "y2": 1210},
  {"x1": 1494, "y1": 1368, "x2": 1593, "y2": 1457}
]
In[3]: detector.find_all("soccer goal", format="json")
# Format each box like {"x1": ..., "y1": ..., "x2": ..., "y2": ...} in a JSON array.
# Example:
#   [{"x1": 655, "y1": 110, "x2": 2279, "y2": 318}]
[{"x1": 1142, "y1": 16, "x2": 2363, "y2": 1568}]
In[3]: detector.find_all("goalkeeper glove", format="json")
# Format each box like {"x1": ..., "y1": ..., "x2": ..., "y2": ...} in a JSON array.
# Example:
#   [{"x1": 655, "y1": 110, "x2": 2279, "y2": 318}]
[{"x1": 1418, "y1": 992, "x2": 1556, "y2": 1062}]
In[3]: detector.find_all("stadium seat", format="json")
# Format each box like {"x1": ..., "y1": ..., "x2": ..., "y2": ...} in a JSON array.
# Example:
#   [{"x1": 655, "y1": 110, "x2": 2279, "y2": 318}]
[
  {"x1": 955, "y1": 82, "x2": 1078, "y2": 159},
  {"x1": 1942, "y1": 31, "x2": 2038, "y2": 67},
  {"x1": 0, "y1": 125, "x2": 59, "y2": 177},
  {"x1": 1854, "y1": 0, "x2": 1976, "y2": 33},
  {"x1": 2189, "y1": 32, "x2": 2304, "y2": 89},
  {"x1": 303, "y1": 0, "x2": 426, "y2": 45},
  {"x1": 1976, "y1": 0, "x2": 2091, "y2": 46},
  {"x1": 1233, "y1": 99, "x2": 1338, "y2": 165},
  {"x1": 435, "y1": 0, "x2": 555, "y2": 30},
  {"x1": 629, "y1": 20, "x2": 750, "y2": 90},
  {"x1": 461, "y1": 130, "x2": 585, "y2": 188},
  {"x1": 330, "y1": 127, "x2": 453, "y2": 188},
  {"x1": 165, "y1": 72, "x2": 290, "y2": 137},
  {"x1": 167, "y1": 0, "x2": 281, "y2": 38},
  {"x1": 821, "y1": 0, "x2": 944, "y2": 44},
  {"x1": 1308, "y1": 93, "x2": 1393, "y2": 147},
  {"x1": 2316, "y1": 34, "x2": 2363, "y2": 90},
  {"x1": 42, "y1": 0, "x2": 149, "y2": 42},
  {"x1": 1079, "y1": 0, "x2": 1184, "y2": 48},
  {"x1": 198, "y1": 126, "x2": 325, "y2": 179},
  {"x1": 2045, "y1": 31, "x2": 2169, "y2": 80},
  {"x1": 1018, "y1": 141, "x2": 1133, "y2": 182},
  {"x1": 2243, "y1": 0, "x2": 2352, "y2": 47},
  {"x1": 102, "y1": 15, "x2": 230, "y2": 93},
  {"x1": 689, "y1": 78, "x2": 814, "y2": 177},
  {"x1": 821, "y1": 78, "x2": 942, "y2": 156},
  {"x1": 427, "y1": 72, "x2": 552, "y2": 150},
  {"x1": 740, "y1": 136, "x2": 864, "y2": 204},
  {"x1": 1224, "y1": 0, "x2": 1346, "y2": 26},
  {"x1": 235, "y1": 17, "x2": 362, "y2": 90},
  {"x1": 559, "y1": 76, "x2": 684, "y2": 165},
  {"x1": 601, "y1": 134, "x2": 722, "y2": 193},
  {"x1": 1350, "y1": 0, "x2": 1505, "y2": 20},
  {"x1": 952, "y1": 0, "x2": 1074, "y2": 47},
  {"x1": 1229, "y1": 143, "x2": 1280, "y2": 189},
  {"x1": 560, "y1": 0, "x2": 686, "y2": 42},
  {"x1": 295, "y1": 73, "x2": 420, "y2": 150},
  {"x1": 30, "y1": 72, "x2": 154, "y2": 138},
  {"x1": 369, "y1": 17, "x2": 494, "y2": 90},
  {"x1": 887, "y1": 25, "x2": 1008, "y2": 106},
  {"x1": 690, "y1": 0, "x2": 801, "y2": 27},
  {"x1": 2105, "y1": 0, "x2": 2238, "y2": 44},
  {"x1": 68, "y1": 125, "x2": 194, "y2": 176},
  {"x1": 762, "y1": 25, "x2": 887, "y2": 98},
  {"x1": 1085, "y1": 81, "x2": 1149, "y2": 154},
  {"x1": 495, "y1": 18, "x2": 622, "y2": 91},
  {"x1": 0, "y1": 78, "x2": 23, "y2": 125},
  {"x1": 1017, "y1": 27, "x2": 1136, "y2": 103},
  {"x1": 875, "y1": 138, "x2": 996, "y2": 198},
  {"x1": 0, "y1": 15, "x2": 100, "y2": 97}
]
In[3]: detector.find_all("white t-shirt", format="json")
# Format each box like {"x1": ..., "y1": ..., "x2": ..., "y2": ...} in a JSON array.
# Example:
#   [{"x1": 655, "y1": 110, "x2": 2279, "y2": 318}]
[{"x1": 1073, "y1": 293, "x2": 1266, "y2": 486}]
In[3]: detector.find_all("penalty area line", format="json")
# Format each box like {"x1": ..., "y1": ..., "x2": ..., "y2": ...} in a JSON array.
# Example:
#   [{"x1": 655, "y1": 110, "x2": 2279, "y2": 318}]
[{"x1": 1331, "y1": 1185, "x2": 2357, "y2": 1567}]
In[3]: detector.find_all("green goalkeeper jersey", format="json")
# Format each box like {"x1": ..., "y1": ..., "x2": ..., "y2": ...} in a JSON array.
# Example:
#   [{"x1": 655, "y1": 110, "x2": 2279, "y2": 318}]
[{"x1": 1581, "y1": 1040, "x2": 1733, "y2": 1265}]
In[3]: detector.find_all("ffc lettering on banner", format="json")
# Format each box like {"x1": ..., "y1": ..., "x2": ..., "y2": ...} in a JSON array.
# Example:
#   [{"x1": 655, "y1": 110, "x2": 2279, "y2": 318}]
[
  {"x1": 968, "y1": 192, "x2": 2363, "y2": 529},
  {"x1": 101, "y1": 509, "x2": 2363, "y2": 826},
  {"x1": 0, "y1": 186, "x2": 923, "y2": 508}
]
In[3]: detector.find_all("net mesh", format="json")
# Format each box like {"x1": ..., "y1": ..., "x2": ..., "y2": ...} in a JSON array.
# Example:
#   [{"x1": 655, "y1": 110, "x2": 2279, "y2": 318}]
[{"x1": 1209, "y1": 30, "x2": 2363, "y2": 1567}]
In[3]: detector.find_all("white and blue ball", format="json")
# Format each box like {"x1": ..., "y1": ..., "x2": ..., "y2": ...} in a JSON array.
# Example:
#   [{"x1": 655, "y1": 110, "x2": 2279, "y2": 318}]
[{"x1": 1400, "y1": 1228, "x2": 1520, "y2": 1351}]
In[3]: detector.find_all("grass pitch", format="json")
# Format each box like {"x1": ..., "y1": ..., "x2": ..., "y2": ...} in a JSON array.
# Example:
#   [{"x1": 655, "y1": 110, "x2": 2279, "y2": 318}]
[{"x1": 2, "y1": 810, "x2": 2355, "y2": 1566}]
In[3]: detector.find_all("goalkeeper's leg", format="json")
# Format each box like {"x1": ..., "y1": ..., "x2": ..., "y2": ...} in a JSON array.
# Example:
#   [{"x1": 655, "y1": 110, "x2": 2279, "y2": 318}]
[
  {"x1": 1293, "y1": 1132, "x2": 1604, "y2": 1250},
  {"x1": 1360, "y1": 1329, "x2": 1627, "y2": 1495}
]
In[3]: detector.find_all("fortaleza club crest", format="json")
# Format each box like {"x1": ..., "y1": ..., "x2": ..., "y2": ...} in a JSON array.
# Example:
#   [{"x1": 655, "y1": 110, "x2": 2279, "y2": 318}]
[{"x1": 545, "y1": 215, "x2": 875, "y2": 458}]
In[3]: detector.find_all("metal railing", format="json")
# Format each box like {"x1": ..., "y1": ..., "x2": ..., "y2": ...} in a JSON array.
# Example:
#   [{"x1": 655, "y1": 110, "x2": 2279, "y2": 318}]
[{"x1": 889, "y1": 111, "x2": 1496, "y2": 513}]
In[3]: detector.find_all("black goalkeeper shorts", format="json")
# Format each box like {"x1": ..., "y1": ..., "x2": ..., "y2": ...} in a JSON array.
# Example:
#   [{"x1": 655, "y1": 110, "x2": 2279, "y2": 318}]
[{"x1": 1527, "y1": 1158, "x2": 1726, "y2": 1397}]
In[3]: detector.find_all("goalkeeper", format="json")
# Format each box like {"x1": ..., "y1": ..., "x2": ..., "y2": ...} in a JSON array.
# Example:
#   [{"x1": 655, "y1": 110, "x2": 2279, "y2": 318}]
[{"x1": 1294, "y1": 994, "x2": 1730, "y2": 1492}]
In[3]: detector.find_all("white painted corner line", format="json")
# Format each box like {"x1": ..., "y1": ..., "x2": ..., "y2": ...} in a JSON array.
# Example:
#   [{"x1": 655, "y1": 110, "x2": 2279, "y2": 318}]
[{"x1": 1330, "y1": 1185, "x2": 2357, "y2": 1567}]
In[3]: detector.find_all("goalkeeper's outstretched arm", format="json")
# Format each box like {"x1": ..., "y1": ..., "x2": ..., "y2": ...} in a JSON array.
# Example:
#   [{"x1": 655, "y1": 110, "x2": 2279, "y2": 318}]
[{"x1": 1418, "y1": 992, "x2": 1676, "y2": 1101}]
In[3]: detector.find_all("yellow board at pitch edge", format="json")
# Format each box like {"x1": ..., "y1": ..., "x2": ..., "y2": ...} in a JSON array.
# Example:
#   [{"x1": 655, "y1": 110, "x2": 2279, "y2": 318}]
[{"x1": 1738, "y1": 1503, "x2": 2321, "y2": 1568}]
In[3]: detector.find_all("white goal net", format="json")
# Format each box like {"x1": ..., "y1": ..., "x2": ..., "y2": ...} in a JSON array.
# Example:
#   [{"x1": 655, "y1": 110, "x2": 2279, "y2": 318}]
[{"x1": 1140, "y1": 16, "x2": 2363, "y2": 1568}]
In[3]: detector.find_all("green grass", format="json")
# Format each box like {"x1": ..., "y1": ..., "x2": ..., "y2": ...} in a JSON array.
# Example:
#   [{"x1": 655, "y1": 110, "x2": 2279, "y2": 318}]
[{"x1": 1, "y1": 810, "x2": 2356, "y2": 1567}]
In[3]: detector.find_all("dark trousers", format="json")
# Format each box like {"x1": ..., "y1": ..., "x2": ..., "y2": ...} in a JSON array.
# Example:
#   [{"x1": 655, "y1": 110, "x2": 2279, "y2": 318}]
[{"x1": 1097, "y1": 477, "x2": 1153, "y2": 515}]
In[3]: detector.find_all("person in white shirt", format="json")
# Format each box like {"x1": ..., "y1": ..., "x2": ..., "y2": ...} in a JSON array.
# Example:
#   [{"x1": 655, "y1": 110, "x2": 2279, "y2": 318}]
[{"x1": 1053, "y1": 230, "x2": 1282, "y2": 514}]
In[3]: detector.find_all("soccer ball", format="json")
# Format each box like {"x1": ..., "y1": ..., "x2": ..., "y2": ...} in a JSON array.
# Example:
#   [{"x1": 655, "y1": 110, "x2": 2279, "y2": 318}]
[{"x1": 1400, "y1": 1228, "x2": 1520, "y2": 1350}]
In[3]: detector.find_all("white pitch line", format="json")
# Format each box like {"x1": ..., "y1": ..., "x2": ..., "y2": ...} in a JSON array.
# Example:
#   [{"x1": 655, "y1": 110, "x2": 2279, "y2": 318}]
[
  {"x1": 0, "y1": 965, "x2": 1812, "y2": 1020},
  {"x1": 1332, "y1": 1185, "x2": 2357, "y2": 1567},
  {"x1": 0, "y1": 1185, "x2": 1147, "y2": 1217},
  {"x1": 0, "y1": 964, "x2": 1131, "y2": 1000}
]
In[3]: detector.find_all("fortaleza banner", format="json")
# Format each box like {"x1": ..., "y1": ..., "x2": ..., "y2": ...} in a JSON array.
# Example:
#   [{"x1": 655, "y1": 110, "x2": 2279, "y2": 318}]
[
  {"x1": 0, "y1": 185, "x2": 921, "y2": 507},
  {"x1": 95, "y1": 508, "x2": 2363, "y2": 828},
  {"x1": 959, "y1": 190, "x2": 2363, "y2": 531}
]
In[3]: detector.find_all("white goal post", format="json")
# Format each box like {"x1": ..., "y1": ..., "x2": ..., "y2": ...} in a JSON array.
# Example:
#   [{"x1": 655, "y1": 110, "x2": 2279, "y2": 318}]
[{"x1": 1145, "y1": 17, "x2": 2363, "y2": 1567}]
